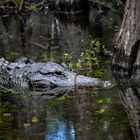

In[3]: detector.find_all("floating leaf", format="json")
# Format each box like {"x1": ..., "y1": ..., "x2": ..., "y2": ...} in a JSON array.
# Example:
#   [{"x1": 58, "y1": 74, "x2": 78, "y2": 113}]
[
  {"x1": 3, "y1": 113, "x2": 12, "y2": 117},
  {"x1": 96, "y1": 109, "x2": 105, "y2": 113},
  {"x1": 23, "y1": 123, "x2": 31, "y2": 127},
  {"x1": 96, "y1": 100, "x2": 103, "y2": 104},
  {"x1": 31, "y1": 116, "x2": 39, "y2": 123}
]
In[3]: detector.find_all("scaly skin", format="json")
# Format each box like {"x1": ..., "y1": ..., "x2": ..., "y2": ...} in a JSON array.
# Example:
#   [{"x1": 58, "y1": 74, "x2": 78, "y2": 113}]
[{"x1": 0, "y1": 58, "x2": 111, "y2": 91}]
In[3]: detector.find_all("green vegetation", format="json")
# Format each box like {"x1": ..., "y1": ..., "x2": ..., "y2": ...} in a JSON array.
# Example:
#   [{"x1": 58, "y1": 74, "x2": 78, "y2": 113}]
[
  {"x1": 0, "y1": 0, "x2": 47, "y2": 14},
  {"x1": 42, "y1": 37, "x2": 109, "y2": 79},
  {"x1": 64, "y1": 52, "x2": 74, "y2": 70},
  {"x1": 64, "y1": 37, "x2": 108, "y2": 78}
]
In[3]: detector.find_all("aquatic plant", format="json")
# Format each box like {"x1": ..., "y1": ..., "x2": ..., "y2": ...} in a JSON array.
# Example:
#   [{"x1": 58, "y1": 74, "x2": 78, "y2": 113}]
[
  {"x1": 64, "y1": 53, "x2": 74, "y2": 70},
  {"x1": 63, "y1": 37, "x2": 108, "y2": 78},
  {"x1": 77, "y1": 37, "x2": 107, "y2": 78}
]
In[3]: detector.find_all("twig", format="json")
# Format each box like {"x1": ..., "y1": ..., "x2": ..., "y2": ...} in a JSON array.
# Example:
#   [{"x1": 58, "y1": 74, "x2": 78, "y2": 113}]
[{"x1": 28, "y1": 40, "x2": 48, "y2": 51}]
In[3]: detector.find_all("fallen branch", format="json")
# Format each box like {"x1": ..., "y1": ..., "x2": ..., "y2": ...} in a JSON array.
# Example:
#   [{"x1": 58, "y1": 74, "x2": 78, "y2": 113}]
[{"x1": 28, "y1": 40, "x2": 48, "y2": 51}]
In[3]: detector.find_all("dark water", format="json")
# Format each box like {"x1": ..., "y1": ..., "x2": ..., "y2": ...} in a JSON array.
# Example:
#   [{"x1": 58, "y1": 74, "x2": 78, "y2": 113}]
[
  {"x1": 0, "y1": 9, "x2": 121, "y2": 62},
  {"x1": 0, "y1": 9, "x2": 134, "y2": 140},
  {"x1": 0, "y1": 87, "x2": 133, "y2": 140}
]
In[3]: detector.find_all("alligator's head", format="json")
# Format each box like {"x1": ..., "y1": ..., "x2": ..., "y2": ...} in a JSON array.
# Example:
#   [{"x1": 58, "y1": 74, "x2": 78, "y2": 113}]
[
  {"x1": 0, "y1": 58, "x2": 112, "y2": 91},
  {"x1": 29, "y1": 62, "x2": 111, "y2": 90}
]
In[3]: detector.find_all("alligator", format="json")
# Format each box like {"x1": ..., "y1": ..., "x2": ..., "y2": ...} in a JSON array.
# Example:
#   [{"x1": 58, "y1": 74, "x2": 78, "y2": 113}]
[{"x1": 0, "y1": 58, "x2": 111, "y2": 92}]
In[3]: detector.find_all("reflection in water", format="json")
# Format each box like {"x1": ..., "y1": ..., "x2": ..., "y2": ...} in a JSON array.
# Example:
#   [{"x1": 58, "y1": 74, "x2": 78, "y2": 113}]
[
  {"x1": 51, "y1": 18, "x2": 60, "y2": 40},
  {"x1": 117, "y1": 79, "x2": 140, "y2": 140},
  {"x1": 46, "y1": 112, "x2": 75, "y2": 140},
  {"x1": 0, "y1": 9, "x2": 119, "y2": 62},
  {"x1": 0, "y1": 12, "x2": 90, "y2": 62},
  {"x1": 0, "y1": 87, "x2": 133, "y2": 140}
]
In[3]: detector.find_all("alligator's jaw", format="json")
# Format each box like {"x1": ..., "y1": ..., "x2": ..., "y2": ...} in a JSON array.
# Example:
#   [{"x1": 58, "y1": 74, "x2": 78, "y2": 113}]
[
  {"x1": 31, "y1": 75, "x2": 112, "y2": 89},
  {"x1": 75, "y1": 75, "x2": 112, "y2": 88}
]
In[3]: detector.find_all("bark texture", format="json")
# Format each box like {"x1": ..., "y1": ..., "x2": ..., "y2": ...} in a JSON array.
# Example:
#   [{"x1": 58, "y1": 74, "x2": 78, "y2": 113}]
[
  {"x1": 119, "y1": 82, "x2": 140, "y2": 140},
  {"x1": 113, "y1": 0, "x2": 140, "y2": 139},
  {"x1": 112, "y1": 0, "x2": 140, "y2": 77}
]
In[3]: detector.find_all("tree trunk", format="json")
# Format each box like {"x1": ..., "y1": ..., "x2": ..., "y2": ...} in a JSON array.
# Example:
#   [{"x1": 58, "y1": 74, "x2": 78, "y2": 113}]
[
  {"x1": 112, "y1": 0, "x2": 140, "y2": 139},
  {"x1": 119, "y1": 82, "x2": 140, "y2": 140},
  {"x1": 112, "y1": 0, "x2": 140, "y2": 78}
]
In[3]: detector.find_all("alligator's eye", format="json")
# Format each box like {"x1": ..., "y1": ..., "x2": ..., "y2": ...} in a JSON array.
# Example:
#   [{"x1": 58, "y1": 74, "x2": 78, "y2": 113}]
[
  {"x1": 40, "y1": 70, "x2": 64, "y2": 76},
  {"x1": 54, "y1": 71, "x2": 63, "y2": 75},
  {"x1": 46, "y1": 71, "x2": 64, "y2": 77},
  {"x1": 6, "y1": 67, "x2": 12, "y2": 71}
]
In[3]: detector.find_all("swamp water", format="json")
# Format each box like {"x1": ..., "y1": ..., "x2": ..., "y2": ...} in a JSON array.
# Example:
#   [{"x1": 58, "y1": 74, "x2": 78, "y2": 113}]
[{"x1": 0, "y1": 9, "x2": 134, "y2": 140}]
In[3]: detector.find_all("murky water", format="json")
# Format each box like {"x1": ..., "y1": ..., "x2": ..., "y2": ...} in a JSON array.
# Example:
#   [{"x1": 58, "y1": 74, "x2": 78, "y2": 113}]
[
  {"x1": 0, "y1": 87, "x2": 133, "y2": 140},
  {"x1": 0, "y1": 9, "x2": 121, "y2": 62},
  {"x1": 0, "y1": 8, "x2": 134, "y2": 140}
]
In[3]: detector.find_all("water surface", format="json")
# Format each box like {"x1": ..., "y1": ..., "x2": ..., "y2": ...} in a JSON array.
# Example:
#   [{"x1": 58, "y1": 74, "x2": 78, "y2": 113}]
[{"x1": 0, "y1": 87, "x2": 133, "y2": 140}]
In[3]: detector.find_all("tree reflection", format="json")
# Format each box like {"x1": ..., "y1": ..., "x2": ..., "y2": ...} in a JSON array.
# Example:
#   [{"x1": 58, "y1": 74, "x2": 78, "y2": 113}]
[
  {"x1": 117, "y1": 78, "x2": 140, "y2": 140},
  {"x1": 0, "y1": 86, "x2": 133, "y2": 140}
]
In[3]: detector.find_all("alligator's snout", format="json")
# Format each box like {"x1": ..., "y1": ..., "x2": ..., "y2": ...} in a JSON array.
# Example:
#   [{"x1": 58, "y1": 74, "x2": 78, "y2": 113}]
[{"x1": 75, "y1": 75, "x2": 112, "y2": 88}]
